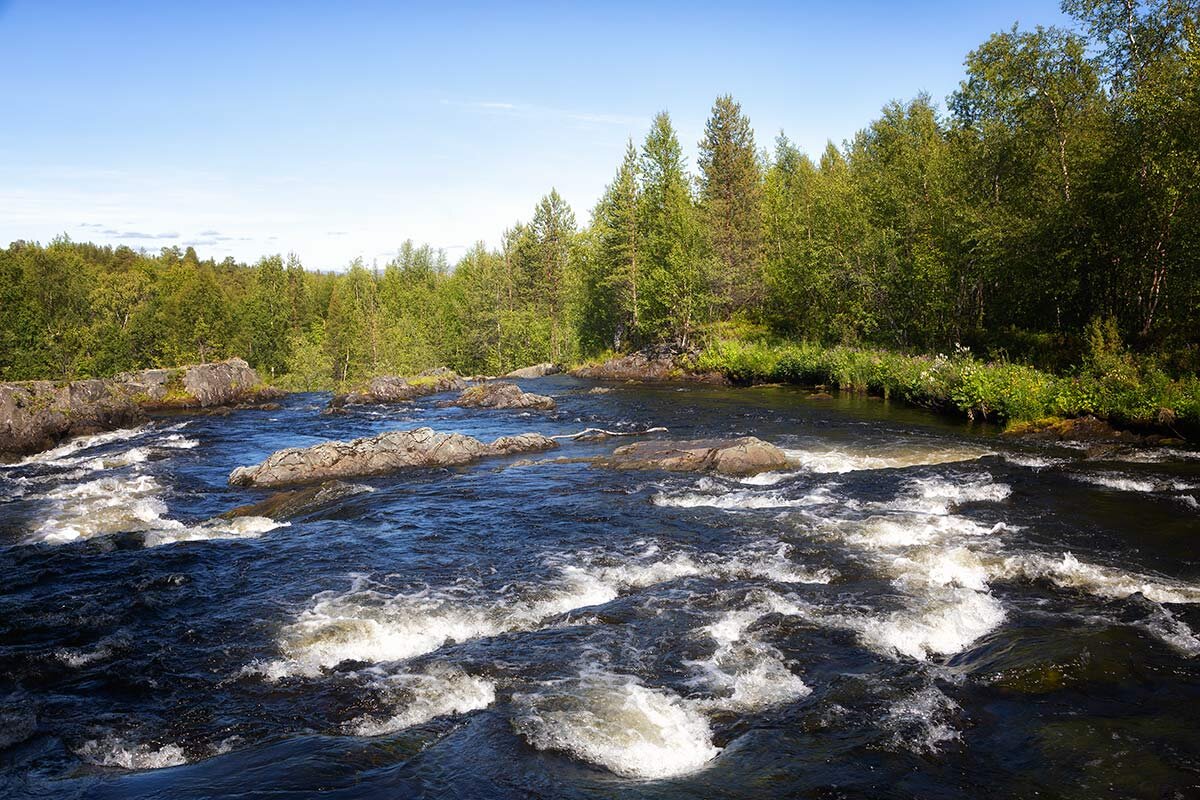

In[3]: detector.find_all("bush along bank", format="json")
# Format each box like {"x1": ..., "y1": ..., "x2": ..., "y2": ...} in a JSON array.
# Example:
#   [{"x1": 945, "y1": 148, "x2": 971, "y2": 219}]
[{"x1": 692, "y1": 337, "x2": 1200, "y2": 441}]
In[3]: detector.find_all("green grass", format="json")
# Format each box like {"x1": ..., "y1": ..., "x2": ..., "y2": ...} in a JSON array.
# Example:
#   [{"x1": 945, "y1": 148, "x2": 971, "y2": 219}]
[{"x1": 694, "y1": 337, "x2": 1200, "y2": 437}]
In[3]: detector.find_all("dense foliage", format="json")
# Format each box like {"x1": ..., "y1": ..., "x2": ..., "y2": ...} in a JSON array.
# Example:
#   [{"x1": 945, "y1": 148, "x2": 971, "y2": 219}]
[{"x1": 2, "y1": 1, "x2": 1196, "y2": 402}]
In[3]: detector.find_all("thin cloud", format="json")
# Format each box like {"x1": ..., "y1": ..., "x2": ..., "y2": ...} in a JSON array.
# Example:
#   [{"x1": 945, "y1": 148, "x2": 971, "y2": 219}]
[
  {"x1": 100, "y1": 229, "x2": 179, "y2": 240},
  {"x1": 198, "y1": 229, "x2": 222, "y2": 236}
]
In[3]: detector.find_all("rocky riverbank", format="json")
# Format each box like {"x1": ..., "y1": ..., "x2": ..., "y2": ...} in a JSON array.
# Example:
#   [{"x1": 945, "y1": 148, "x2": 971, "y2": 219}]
[{"x1": 0, "y1": 358, "x2": 281, "y2": 459}]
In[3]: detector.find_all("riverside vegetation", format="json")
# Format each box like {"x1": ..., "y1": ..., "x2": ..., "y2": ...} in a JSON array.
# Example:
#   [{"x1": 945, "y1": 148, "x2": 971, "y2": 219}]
[{"x1": 1, "y1": 1, "x2": 1196, "y2": 433}]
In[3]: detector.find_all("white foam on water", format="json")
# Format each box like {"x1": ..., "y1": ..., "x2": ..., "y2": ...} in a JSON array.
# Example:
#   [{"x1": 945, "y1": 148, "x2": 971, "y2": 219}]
[
  {"x1": 715, "y1": 542, "x2": 837, "y2": 585},
  {"x1": 30, "y1": 474, "x2": 178, "y2": 544},
  {"x1": 77, "y1": 446, "x2": 152, "y2": 472},
  {"x1": 347, "y1": 665, "x2": 496, "y2": 736},
  {"x1": 12, "y1": 426, "x2": 149, "y2": 466},
  {"x1": 689, "y1": 595, "x2": 811, "y2": 712},
  {"x1": 883, "y1": 687, "x2": 961, "y2": 753},
  {"x1": 736, "y1": 469, "x2": 802, "y2": 486},
  {"x1": 142, "y1": 516, "x2": 288, "y2": 547},
  {"x1": 999, "y1": 552, "x2": 1200, "y2": 605},
  {"x1": 1178, "y1": 495, "x2": 1199, "y2": 510},
  {"x1": 256, "y1": 542, "x2": 832, "y2": 680},
  {"x1": 781, "y1": 443, "x2": 990, "y2": 474},
  {"x1": 1070, "y1": 473, "x2": 1197, "y2": 494},
  {"x1": 842, "y1": 514, "x2": 1007, "y2": 550},
  {"x1": 652, "y1": 484, "x2": 837, "y2": 510},
  {"x1": 806, "y1": 501, "x2": 1012, "y2": 660},
  {"x1": 1141, "y1": 606, "x2": 1200, "y2": 657},
  {"x1": 1002, "y1": 453, "x2": 1069, "y2": 469},
  {"x1": 76, "y1": 736, "x2": 187, "y2": 770},
  {"x1": 159, "y1": 434, "x2": 199, "y2": 449},
  {"x1": 28, "y1": 472, "x2": 286, "y2": 547},
  {"x1": 854, "y1": 587, "x2": 1007, "y2": 661},
  {"x1": 882, "y1": 475, "x2": 1012, "y2": 516},
  {"x1": 513, "y1": 670, "x2": 720, "y2": 779}
]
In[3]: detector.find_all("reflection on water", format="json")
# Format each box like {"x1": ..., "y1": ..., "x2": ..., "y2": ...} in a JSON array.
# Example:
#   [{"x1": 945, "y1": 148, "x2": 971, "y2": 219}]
[{"x1": 0, "y1": 379, "x2": 1198, "y2": 799}]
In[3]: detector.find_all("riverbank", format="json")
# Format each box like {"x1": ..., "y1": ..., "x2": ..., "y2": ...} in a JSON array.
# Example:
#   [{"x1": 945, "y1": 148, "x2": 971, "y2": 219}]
[
  {"x1": 0, "y1": 359, "x2": 282, "y2": 458},
  {"x1": 682, "y1": 339, "x2": 1199, "y2": 441}
]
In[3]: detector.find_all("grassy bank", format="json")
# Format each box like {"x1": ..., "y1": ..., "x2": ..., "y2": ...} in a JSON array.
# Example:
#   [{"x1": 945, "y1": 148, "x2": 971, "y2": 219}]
[{"x1": 694, "y1": 336, "x2": 1200, "y2": 439}]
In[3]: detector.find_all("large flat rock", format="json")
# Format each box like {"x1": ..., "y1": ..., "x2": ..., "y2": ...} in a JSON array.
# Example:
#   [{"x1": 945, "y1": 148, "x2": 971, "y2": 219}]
[
  {"x1": 602, "y1": 436, "x2": 788, "y2": 476},
  {"x1": 228, "y1": 427, "x2": 558, "y2": 488}
]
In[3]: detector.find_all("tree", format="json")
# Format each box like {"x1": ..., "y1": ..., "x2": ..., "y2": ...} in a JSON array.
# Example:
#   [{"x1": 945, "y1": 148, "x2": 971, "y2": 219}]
[
  {"x1": 584, "y1": 139, "x2": 642, "y2": 351},
  {"x1": 639, "y1": 111, "x2": 708, "y2": 345},
  {"x1": 698, "y1": 95, "x2": 765, "y2": 315}
]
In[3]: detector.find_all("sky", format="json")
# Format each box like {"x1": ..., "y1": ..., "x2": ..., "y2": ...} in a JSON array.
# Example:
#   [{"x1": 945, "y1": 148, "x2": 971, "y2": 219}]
[{"x1": 0, "y1": 0, "x2": 1071, "y2": 270}]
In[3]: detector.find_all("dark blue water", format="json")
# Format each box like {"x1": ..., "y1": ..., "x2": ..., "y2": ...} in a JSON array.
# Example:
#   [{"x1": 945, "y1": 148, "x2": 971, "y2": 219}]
[{"x1": 2, "y1": 377, "x2": 1199, "y2": 799}]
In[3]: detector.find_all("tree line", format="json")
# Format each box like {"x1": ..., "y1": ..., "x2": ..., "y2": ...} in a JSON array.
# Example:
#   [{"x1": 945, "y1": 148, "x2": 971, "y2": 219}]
[{"x1": 2, "y1": 0, "x2": 1195, "y2": 387}]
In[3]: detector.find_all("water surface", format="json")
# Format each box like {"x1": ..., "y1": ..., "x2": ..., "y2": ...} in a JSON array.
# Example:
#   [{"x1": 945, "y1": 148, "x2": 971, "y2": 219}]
[{"x1": 2, "y1": 378, "x2": 1198, "y2": 798}]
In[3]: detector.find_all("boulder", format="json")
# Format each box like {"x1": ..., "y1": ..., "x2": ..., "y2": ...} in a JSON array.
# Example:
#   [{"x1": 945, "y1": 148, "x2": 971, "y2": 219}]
[
  {"x1": 504, "y1": 362, "x2": 559, "y2": 380},
  {"x1": 450, "y1": 382, "x2": 556, "y2": 411},
  {"x1": 330, "y1": 368, "x2": 467, "y2": 408},
  {"x1": 223, "y1": 480, "x2": 373, "y2": 520},
  {"x1": 118, "y1": 358, "x2": 282, "y2": 410},
  {"x1": 228, "y1": 426, "x2": 558, "y2": 488},
  {"x1": 571, "y1": 345, "x2": 727, "y2": 384},
  {"x1": 601, "y1": 436, "x2": 788, "y2": 477}
]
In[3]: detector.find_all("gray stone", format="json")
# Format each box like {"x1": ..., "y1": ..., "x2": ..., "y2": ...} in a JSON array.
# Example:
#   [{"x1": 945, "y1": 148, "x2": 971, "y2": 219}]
[
  {"x1": 601, "y1": 436, "x2": 788, "y2": 476},
  {"x1": 229, "y1": 426, "x2": 558, "y2": 488}
]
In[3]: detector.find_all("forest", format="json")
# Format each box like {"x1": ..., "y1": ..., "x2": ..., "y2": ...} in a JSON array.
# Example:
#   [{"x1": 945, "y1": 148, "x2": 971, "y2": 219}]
[{"x1": 1, "y1": 0, "x2": 1196, "y2": 422}]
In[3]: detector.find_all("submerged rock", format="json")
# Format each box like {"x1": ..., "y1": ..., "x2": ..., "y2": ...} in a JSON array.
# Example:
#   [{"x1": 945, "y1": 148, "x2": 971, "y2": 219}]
[
  {"x1": 228, "y1": 427, "x2": 558, "y2": 488},
  {"x1": 601, "y1": 436, "x2": 788, "y2": 476},
  {"x1": 0, "y1": 358, "x2": 279, "y2": 458},
  {"x1": 571, "y1": 345, "x2": 727, "y2": 384},
  {"x1": 450, "y1": 382, "x2": 556, "y2": 411},
  {"x1": 223, "y1": 480, "x2": 373, "y2": 520},
  {"x1": 504, "y1": 362, "x2": 559, "y2": 380},
  {"x1": 328, "y1": 368, "x2": 467, "y2": 409}
]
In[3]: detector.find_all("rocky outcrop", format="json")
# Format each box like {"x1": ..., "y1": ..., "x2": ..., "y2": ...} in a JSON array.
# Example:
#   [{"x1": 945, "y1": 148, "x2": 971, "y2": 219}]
[
  {"x1": 228, "y1": 427, "x2": 558, "y2": 488},
  {"x1": 328, "y1": 368, "x2": 467, "y2": 410},
  {"x1": 601, "y1": 436, "x2": 788, "y2": 476},
  {"x1": 0, "y1": 380, "x2": 142, "y2": 458},
  {"x1": 223, "y1": 480, "x2": 373, "y2": 520},
  {"x1": 118, "y1": 358, "x2": 282, "y2": 410},
  {"x1": 449, "y1": 382, "x2": 556, "y2": 411},
  {"x1": 0, "y1": 358, "x2": 279, "y2": 459},
  {"x1": 505, "y1": 363, "x2": 559, "y2": 380},
  {"x1": 571, "y1": 345, "x2": 727, "y2": 384}
]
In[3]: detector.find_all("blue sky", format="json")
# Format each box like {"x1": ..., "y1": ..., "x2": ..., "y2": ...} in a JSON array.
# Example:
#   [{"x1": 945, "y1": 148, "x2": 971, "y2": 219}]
[{"x1": 0, "y1": 0, "x2": 1070, "y2": 269}]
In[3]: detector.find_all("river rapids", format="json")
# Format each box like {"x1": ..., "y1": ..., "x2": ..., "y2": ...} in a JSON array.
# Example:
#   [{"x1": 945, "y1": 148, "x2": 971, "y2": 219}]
[{"x1": 1, "y1": 377, "x2": 1198, "y2": 798}]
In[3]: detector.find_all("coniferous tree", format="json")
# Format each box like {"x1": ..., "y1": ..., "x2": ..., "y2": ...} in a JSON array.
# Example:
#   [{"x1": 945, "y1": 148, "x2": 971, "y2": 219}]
[
  {"x1": 639, "y1": 111, "x2": 707, "y2": 346},
  {"x1": 698, "y1": 95, "x2": 765, "y2": 316}
]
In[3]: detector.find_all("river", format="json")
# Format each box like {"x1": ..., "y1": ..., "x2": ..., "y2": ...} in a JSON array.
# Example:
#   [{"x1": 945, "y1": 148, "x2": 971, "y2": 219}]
[{"x1": 1, "y1": 377, "x2": 1198, "y2": 798}]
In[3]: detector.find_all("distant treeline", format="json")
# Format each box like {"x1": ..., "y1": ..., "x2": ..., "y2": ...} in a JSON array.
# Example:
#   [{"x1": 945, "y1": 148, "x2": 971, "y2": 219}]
[{"x1": 2, "y1": 0, "x2": 1196, "y2": 388}]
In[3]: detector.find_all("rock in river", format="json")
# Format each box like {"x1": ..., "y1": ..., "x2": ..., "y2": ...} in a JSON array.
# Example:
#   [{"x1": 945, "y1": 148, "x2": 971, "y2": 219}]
[
  {"x1": 228, "y1": 427, "x2": 558, "y2": 488},
  {"x1": 328, "y1": 367, "x2": 468, "y2": 410},
  {"x1": 504, "y1": 362, "x2": 559, "y2": 379},
  {"x1": 223, "y1": 480, "x2": 374, "y2": 520},
  {"x1": 601, "y1": 436, "x2": 788, "y2": 477},
  {"x1": 450, "y1": 382, "x2": 556, "y2": 411}
]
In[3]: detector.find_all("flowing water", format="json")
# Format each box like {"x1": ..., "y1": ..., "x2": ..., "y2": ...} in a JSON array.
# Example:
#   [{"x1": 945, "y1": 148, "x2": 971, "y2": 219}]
[{"x1": 2, "y1": 378, "x2": 1199, "y2": 798}]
